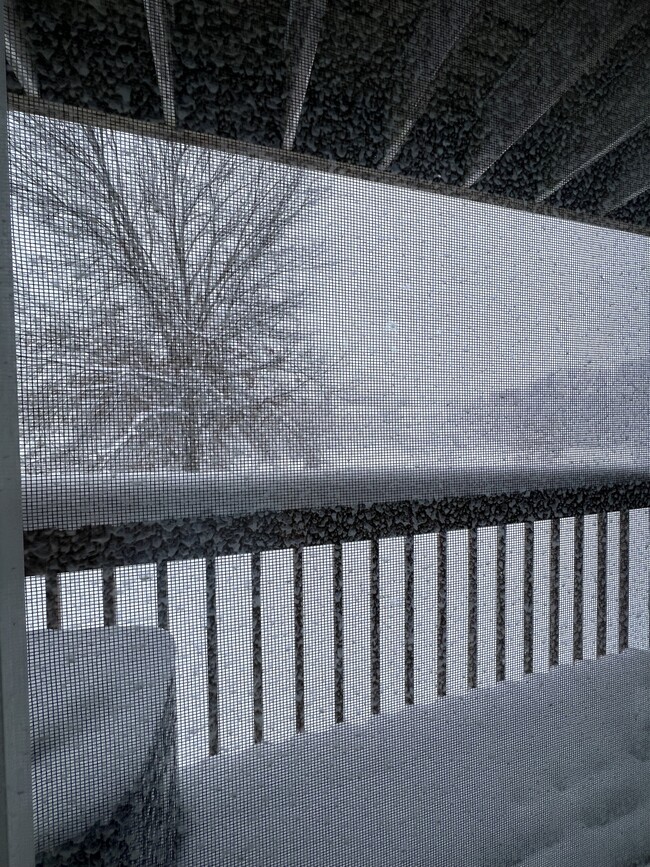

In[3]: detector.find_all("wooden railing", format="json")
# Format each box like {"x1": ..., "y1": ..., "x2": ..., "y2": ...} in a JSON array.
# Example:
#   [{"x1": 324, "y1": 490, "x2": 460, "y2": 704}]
[{"x1": 22, "y1": 466, "x2": 650, "y2": 756}]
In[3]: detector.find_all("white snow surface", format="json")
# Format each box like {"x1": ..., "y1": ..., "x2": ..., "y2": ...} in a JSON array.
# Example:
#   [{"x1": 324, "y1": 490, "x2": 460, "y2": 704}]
[
  {"x1": 21, "y1": 452, "x2": 649, "y2": 531},
  {"x1": 29, "y1": 627, "x2": 175, "y2": 852},
  {"x1": 177, "y1": 650, "x2": 650, "y2": 867}
]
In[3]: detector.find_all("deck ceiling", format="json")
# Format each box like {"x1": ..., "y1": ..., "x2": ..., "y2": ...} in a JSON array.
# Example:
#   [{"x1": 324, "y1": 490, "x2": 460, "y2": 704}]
[{"x1": 4, "y1": 0, "x2": 650, "y2": 233}]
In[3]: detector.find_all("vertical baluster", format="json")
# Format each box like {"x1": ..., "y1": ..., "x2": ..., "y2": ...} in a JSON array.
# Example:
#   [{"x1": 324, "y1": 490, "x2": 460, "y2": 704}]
[
  {"x1": 530, "y1": 520, "x2": 550, "y2": 674},
  {"x1": 437, "y1": 531, "x2": 448, "y2": 696},
  {"x1": 404, "y1": 534, "x2": 415, "y2": 704},
  {"x1": 206, "y1": 557, "x2": 220, "y2": 756},
  {"x1": 370, "y1": 538, "x2": 380, "y2": 715},
  {"x1": 618, "y1": 509, "x2": 629, "y2": 652},
  {"x1": 413, "y1": 533, "x2": 438, "y2": 704},
  {"x1": 45, "y1": 571, "x2": 60, "y2": 630},
  {"x1": 597, "y1": 512, "x2": 608, "y2": 657},
  {"x1": 333, "y1": 543, "x2": 344, "y2": 724},
  {"x1": 628, "y1": 508, "x2": 649, "y2": 650},
  {"x1": 293, "y1": 547, "x2": 305, "y2": 733},
  {"x1": 467, "y1": 528, "x2": 478, "y2": 689},
  {"x1": 573, "y1": 516, "x2": 584, "y2": 662},
  {"x1": 495, "y1": 526, "x2": 506, "y2": 682},
  {"x1": 157, "y1": 561, "x2": 169, "y2": 630},
  {"x1": 523, "y1": 522, "x2": 534, "y2": 676},
  {"x1": 548, "y1": 518, "x2": 560, "y2": 668},
  {"x1": 251, "y1": 552, "x2": 263, "y2": 744},
  {"x1": 102, "y1": 566, "x2": 116, "y2": 627},
  {"x1": 606, "y1": 512, "x2": 620, "y2": 655}
]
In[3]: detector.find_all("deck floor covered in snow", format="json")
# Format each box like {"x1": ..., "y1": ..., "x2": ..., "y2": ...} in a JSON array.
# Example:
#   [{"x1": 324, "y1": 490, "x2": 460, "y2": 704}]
[{"x1": 177, "y1": 650, "x2": 650, "y2": 867}]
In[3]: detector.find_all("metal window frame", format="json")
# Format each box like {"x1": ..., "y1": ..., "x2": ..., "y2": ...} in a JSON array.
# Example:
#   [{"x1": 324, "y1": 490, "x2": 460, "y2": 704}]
[{"x1": 0, "y1": 1, "x2": 36, "y2": 863}]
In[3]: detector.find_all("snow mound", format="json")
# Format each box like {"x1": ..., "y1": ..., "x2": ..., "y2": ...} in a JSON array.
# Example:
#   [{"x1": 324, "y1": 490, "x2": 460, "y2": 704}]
[{"x1": 29, "y1": 627, "x2": 179, "y2": 866}]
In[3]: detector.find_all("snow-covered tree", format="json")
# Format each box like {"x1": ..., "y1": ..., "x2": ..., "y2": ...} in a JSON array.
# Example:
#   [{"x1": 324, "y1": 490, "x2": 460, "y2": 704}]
[{"x1": 10, "y1": 113, "x2": 330, "y2": 473}]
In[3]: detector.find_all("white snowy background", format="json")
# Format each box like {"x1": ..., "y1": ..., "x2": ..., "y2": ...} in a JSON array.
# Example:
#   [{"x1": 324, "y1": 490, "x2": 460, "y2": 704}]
[{"x1": 20, "y1": 156, "x2": 650, "y2": 865}]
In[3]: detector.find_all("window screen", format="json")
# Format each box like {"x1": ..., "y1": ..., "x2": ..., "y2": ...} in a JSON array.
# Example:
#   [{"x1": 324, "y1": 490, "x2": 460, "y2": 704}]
[{"x1": 5, "y1": 1, "x2": 650, "y2": 866}]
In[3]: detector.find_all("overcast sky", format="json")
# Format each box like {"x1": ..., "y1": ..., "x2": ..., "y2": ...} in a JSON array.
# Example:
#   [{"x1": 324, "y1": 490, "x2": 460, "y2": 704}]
[{"x1": 301, "y1": 169, "x2": 650, "y2": 412}]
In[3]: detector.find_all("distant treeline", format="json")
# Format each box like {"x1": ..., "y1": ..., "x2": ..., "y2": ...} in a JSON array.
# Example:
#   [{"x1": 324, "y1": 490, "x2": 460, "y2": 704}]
[{"x1": 453, "y1": 356, "x2": 650, "y2": 455}]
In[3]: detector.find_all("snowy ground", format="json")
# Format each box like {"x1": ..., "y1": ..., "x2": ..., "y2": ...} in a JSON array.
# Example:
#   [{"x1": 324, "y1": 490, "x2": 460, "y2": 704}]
[
  {"x1": 21, "y1": 445, "x2": 649, "y2": 531},
  {"x1": 176, "y1": 649, "x2": 650, "y2": 867}
]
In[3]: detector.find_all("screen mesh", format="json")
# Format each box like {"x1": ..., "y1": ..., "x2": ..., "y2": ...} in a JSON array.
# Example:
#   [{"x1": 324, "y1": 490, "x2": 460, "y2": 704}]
[{"x1": 5, "y1": 0, "x2": 650, "y2": 865}]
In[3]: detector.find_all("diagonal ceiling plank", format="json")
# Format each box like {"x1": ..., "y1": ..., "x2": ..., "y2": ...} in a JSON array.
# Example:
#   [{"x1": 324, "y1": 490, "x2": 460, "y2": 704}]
[
  {"x1": 282, "y1": 0, "x2": 327, "y2": 151},
  {"x1": 598, "y1": 130, "x2": 650, "y2": 216},
  {"x1": 10, "y1": 91, "x2": 650, "y2": 240},
  {"x1": 535, "y1": 48, "x2": 650, "y2": 203},
  {"x1": 464, "y1": 0, "x2": 643, "y2": 188},
  {"x1": 3, "y1": 0, "x2": 38, "y2": 98},
  {"x1": 379, "y1": 0, "x2": 479, "y2": 172},
  {"x1": 143, "y1": 0, "x2": 175, "y2": 126}
]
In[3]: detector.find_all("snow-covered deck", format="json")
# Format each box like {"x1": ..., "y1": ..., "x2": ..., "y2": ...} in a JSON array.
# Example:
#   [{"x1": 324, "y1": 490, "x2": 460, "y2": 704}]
[
  {"x1": 21, "y1": 471, "x2": 650, "y2": 865},
  {"x1": 177, "y1": 650, "x2": 650, "y2": 867}
]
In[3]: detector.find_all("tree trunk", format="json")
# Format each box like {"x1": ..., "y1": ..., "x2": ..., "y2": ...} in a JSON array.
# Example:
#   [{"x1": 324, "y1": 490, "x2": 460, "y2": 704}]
[{"x1": 182, "y1": 378, "x2": 201, "y2": 472}]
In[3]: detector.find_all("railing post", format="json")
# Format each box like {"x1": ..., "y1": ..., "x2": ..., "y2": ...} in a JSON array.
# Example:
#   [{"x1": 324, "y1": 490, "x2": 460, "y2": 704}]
[
  {"x1": 618, "y1": 509, "x2": 629, "y2": 652},
  {"x1": 596, "y1": 512, "x2": 608, "y2": 657},
  {"x1": 251, "y1": 552, "x2": 263, "y2": 744},
  {"x1": 206, "y1": 557, "x2": 220, "y2": 755},
  {"x1": 495, "y1": 526, "x2": 506, "y2": 683},
  {"x1": 548, "y1": 518, "x2": 560, "y2": 668},
  {"x1": 293, "y1": 547, "x2": 305, "y2": 733},
  {"x1": 45, "y1": 571, "x2": 61, "y2": 629},
  {"x1": 157, "y1": 561, "x2": 169, "y2": 630},
  {"x1": 523, "y1": 521, "x2": 534, "y2": 676},
  {"x1": 466, "y1": 528, "x2": 478, "y2": 689},
  {"x1": 369, "y1": 539, "x2": 381, "y2": 714},
  {"x1": 437, "y1": 531, "x2": 448, "y2": 696},
  {"x1": 102, "y1": 566, "x2": 116, "y2": 627},
  {"x1": 404, "y1": 535, "x2": 415, "y2": 703},
  {"x1": 332, "y1": 543, "x2": 344, "y2": 724},
  {"x1": 0, "y1": 1, "x2": 36, "y2": 857},
  {"x1": 573, "y1": 515, "x2": 584, "y2": 662}
]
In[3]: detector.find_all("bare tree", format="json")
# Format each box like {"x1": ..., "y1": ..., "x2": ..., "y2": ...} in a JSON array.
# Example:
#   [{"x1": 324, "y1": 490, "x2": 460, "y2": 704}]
[{"x1": 10, "y1": 113, "x2": 331, "y2": 473}]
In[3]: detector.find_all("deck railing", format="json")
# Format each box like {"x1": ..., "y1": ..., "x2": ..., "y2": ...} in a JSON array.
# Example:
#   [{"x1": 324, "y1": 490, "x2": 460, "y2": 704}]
[{"x1": 22, "y1": 465, "x2": 650, "y2": 757}]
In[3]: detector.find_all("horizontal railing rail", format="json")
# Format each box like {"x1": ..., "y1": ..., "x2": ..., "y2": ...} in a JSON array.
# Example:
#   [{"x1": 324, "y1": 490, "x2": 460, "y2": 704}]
[
  {"x1": 22, "y1": 469, "x2": 650, "y2": 758},
  {"x1": 21, "y1": 467, "x2": 650, "y2": 572}
]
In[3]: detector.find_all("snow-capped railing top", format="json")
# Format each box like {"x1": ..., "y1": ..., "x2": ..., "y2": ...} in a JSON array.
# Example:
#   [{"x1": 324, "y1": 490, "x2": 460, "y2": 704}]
[
  {"x1": 21, "y1": 466, "x2": 650, "y2": 576},
  {"x1": 21, "y1": 462, "x2": 650, "y2": 533}
]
